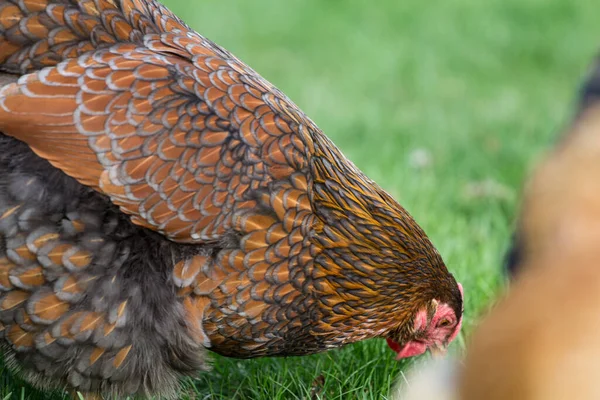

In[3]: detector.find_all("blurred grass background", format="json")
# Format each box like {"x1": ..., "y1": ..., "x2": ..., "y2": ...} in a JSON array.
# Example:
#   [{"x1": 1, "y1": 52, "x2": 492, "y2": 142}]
[{"x1": 1, "y1": 0, "x2": 599, "y2": 398}]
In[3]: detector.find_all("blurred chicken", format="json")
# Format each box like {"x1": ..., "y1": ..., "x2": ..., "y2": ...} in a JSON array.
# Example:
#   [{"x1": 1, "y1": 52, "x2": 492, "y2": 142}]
[
  {"x1": 505, "y1": 57, "x2": 600, "y2": 280},
  {"x1": 0, "y1": 0, "x2": 462, "y2": 398},
  {"x1": 460, "y1": 56, "x2": 600, "y2": 400}
]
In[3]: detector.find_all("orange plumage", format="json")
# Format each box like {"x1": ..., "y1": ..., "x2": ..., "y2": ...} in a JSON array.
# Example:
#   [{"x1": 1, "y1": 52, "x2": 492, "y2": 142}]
[
  {"x1": 0, "y1": 0, "x2": 462, "y2": 397},
  {"x1": 461, "y1": 58, "x2": 600, "y2": 400}
]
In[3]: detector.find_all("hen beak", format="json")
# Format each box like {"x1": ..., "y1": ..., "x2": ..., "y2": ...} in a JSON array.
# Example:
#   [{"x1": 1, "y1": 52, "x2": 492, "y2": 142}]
[{"x1": 429, "y1": 343, "x2": 447, "y2": 358}]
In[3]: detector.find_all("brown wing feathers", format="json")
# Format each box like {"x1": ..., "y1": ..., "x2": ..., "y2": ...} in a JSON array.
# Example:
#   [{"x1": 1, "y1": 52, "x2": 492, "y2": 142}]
[
  {"x1": 0, "y1": 0, "x2": 200, "y2": 74},
  {"x1": 171, "y1": 174, "x2": 321, "y2": 357},
  {"x1": 0, "y1": 0, "x2": 323, "y2": 368},
  {"x1": 0, "y1": 42, "x2": 313, "y2": 244}
]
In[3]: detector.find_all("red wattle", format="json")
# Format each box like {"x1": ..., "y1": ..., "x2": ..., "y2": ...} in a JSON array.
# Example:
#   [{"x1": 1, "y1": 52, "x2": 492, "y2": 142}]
[{"x1": 386, "y1": 338, "x2": 402, "y2": 353}]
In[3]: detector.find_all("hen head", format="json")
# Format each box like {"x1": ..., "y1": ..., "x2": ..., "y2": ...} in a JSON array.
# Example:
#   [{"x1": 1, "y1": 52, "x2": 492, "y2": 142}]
[
  {"x1": 387, "y1": 283, "x2": 463, "y2": 359},
  {"x1": 309, "y1": 151, "x2": 464, "y2": 359}
]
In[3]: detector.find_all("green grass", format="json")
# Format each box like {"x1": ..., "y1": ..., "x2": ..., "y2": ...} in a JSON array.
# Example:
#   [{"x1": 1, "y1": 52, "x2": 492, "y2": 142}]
[{"x1": 2, "y1": 0, "x2": 600, "y2": 398}]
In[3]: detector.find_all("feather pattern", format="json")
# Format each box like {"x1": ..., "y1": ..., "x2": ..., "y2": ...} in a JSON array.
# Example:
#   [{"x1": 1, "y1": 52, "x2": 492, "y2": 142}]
[{"x1": 0, "y1": 0, "x2": 462, "y2": 398}]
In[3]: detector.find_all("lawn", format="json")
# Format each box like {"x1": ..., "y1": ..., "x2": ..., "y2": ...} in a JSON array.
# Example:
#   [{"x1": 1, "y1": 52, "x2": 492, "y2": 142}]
[{"x1": 1, "y1": 0, "x2": 599, "y2": 398}]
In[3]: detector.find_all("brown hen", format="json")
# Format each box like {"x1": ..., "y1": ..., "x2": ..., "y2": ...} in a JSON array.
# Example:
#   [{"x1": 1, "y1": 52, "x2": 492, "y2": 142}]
[
  {"x1": 461, "y1": 57, "x2": 600, "y2": 400},
  {"x1": 0, "y1": 0, "x2": 463, "y2": 398}
]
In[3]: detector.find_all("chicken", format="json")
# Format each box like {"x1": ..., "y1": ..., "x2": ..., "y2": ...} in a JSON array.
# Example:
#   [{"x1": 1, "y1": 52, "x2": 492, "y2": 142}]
[
  {"x1": 504, "y1": 57, "x2": 600, "y2": 280},
  {"x1": 0, "y1": 0, "x2": 463, "y2": 398},
  {"x1": 460, "y1": 56, "x2": 600, "y2": 399}
]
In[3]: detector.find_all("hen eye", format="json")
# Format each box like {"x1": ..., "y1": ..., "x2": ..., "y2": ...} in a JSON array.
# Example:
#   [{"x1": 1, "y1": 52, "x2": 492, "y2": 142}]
[{"x1": 437, "y1": 319, "x2": 451, "y2": 328}]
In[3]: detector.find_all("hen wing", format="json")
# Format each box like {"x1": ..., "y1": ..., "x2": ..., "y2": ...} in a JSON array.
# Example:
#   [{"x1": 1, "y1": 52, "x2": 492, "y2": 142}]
[
  {"x1": 0, "y1": 0, "x2": 329, "y2": 358},
  {"x1": 0, "y1": 0, "x2": 317, "y2": 244}
]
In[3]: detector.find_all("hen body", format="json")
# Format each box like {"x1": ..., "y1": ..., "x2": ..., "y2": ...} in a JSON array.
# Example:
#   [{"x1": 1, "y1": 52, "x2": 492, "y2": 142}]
[{"x1": 0, "y1": 0, "x2": 462, "y2": 398}]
